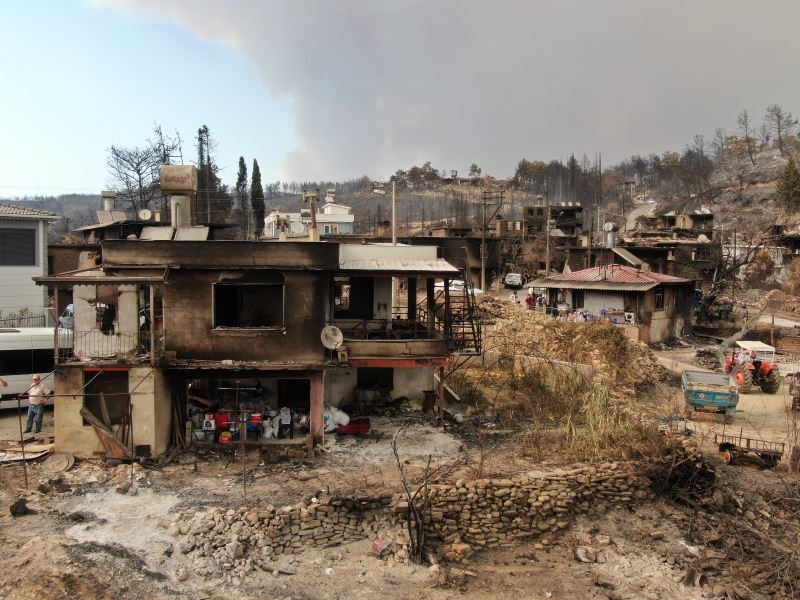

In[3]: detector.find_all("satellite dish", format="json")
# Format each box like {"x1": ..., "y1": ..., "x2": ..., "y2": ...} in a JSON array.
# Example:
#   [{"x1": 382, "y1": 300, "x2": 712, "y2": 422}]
[
  {"x1": 603, "y1": 222, "x2": 615, "y2": 232},
  {"x1": 321, "y1": 326, "x2": 344, "y2": 350},
  {"x1": 138, "y1": 208, "x2": 153, "y2": 221},
  {"x1": 289, "y1": 221, "x2": 306, "y2": 235}
]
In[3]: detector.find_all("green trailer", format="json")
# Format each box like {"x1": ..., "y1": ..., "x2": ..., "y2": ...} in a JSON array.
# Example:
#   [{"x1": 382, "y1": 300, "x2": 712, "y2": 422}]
[{"x1": 682, "y1": 370, "x2": 739, "y2": 423}]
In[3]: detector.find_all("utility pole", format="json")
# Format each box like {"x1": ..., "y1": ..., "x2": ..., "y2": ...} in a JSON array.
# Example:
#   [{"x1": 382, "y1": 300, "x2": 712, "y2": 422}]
[
  {"x1": 545, "y1": 181, "x2": 551, "y2": 275},
  {"x1": 481, "y1": 195, "x2": 487, "y2": 290},
  {"x1": 392, "y1": 180, "x2": 397, "y2": 245},
  {"x1": 391, "y1": 180, "x2": 397, "y2": 317},
  {"x1": 480, "y1": 190, "x2": 503, "y2": 291}
]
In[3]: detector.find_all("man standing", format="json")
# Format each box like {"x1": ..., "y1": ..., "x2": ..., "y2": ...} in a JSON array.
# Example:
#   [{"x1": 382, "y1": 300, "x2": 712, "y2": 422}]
[{"x1": 24, "y1": 374, "x2": 51, "y2": 434}]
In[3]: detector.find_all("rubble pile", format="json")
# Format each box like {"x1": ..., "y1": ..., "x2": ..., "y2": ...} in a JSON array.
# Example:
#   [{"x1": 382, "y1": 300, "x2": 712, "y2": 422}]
[
  {"x1": 477, "y1": 297, "x2": 669, "y2": 393},
  {"x1": 646, "y1": 438, "x2": 716, "y2": 506},
  {"x1": 694, "y1": 347, "x2": 721, "y2": 371},
  {"x1": 420, "y1": 461, "x2": 653, "y2": 561},
  {"x1": 166, "y1": 494, "x2": 392, "y2": 581}
]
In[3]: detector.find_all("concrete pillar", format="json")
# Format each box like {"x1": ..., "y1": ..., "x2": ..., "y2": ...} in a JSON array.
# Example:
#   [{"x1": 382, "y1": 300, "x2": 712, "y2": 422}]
[
  {"x1": 438, "y1": 366, "x2": 446, "y2": 425},
  {"x1": 426, "y1": 278, "x2": 435, "y2": 331},
  {"x1": 407, "y1": 278, "x2": 417, "y2": 321},
  {"x1": 310, "y1": 371, "x2": 325, "y2": 445}
]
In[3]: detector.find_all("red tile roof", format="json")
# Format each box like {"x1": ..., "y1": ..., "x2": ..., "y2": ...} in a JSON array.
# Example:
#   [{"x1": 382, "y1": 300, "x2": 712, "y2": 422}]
[
  {"x1": 0, "y1": 202, "x2": 59, "y2": 218},
  {"x1": 531, "y1": 265, "x2": 690, "y2": 292},
  {"x1": 549, "y1": 265, "x2": 688, "y2": 284}
]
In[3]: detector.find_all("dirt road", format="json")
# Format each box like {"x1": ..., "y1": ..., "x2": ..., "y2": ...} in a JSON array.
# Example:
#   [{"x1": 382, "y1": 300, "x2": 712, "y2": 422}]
[{"x1": 654, "y1": 348, "x2": 797, "y2": 453}]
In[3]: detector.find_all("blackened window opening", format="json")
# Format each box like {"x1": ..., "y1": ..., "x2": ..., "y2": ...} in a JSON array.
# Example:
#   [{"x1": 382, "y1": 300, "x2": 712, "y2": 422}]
[
  {"x1": 215, "y1": 279, "x2": 284, "y2": 328},
  {"x1": 83, "y1": 370, "x2": 130, "y2": 426}
]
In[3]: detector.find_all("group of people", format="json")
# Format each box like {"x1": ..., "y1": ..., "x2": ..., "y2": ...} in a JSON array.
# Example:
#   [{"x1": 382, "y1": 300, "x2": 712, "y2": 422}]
[{"x1": 509, "y1": 288, "x2": 548, "y2": 310}]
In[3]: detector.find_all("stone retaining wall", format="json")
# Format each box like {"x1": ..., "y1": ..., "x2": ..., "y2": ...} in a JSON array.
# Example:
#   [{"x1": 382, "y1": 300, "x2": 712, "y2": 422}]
[
  {"x1": 169, "y1": 461, "x2": 652, "y2": 580},
  {"x1": 420, "y1": 461, "x2": 652, "y2": 561}
]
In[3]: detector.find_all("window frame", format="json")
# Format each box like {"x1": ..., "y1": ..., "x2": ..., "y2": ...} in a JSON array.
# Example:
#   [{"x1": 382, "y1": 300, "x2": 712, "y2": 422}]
[
  {"x1": 0, "y1": 227, "x2": 37, "y2": 266},
  {"x1": 654, "y1": 287, "x2": 665, "y2": 311}
]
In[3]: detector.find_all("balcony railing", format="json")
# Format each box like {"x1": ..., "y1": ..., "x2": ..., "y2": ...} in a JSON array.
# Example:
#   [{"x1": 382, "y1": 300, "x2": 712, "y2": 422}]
[
  {"x1": 57, "y1": 329, "x2": 164, "y2": 363},
  {"x1": 331, "y1": 319, "x2": 441, "y2": 341}
]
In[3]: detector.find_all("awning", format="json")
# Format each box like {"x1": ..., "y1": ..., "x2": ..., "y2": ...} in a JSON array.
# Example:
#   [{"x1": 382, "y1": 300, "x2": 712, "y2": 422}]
[
  {"x1": 339, "y1": 258, "x2": 460, "y2": 276},
  {"x1": 612, "y1": 247, "x2": 644, "y2": 267}
]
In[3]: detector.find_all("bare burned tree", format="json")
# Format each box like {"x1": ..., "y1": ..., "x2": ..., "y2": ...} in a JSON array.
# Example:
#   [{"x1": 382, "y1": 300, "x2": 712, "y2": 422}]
[
  {"x1": 736, "y1": 109, "x2": 757, "y2": 165},
  {"x1": 391, "y1": 425, "x2": 464, "y2": 564},
  {"x1": 765, "y1": 104, "x2": 798, "y2": 156},
  {"x1": 697, "y1": 227, "x2": 776, "y2": 321},
  {"x1": 106, "y1": 124, "x2": 182, "y2": 215}
]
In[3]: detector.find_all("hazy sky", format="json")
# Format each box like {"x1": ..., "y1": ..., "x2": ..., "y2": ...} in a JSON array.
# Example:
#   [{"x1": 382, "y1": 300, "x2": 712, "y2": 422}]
[{"x1": 2, "y1": 0, "x2": 800, "y2": 196}]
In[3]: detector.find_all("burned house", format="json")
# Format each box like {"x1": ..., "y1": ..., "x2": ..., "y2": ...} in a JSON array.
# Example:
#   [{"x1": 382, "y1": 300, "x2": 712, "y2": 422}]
[
  {"x1": 531, "y1": 265, "x2": 693, "y2": 343},
  {"x1": 36, "y1": 239, "x2": 477, "y2": 457},
  {"x1": 525, "y1": 201, "x2": 584, "y2": 247},
  {"x1": 566, "y1": 240, "x2": 720, "y2": 291}
]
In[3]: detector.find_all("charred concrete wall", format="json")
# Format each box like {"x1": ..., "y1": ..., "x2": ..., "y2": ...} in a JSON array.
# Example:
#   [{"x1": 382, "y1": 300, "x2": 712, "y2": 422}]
[
  {"x1": 102, "y1": 240, "x2": 339, "y2": 271},
  {"x1": 163, "y1": 269, "x2": 328, "y2": 362}
]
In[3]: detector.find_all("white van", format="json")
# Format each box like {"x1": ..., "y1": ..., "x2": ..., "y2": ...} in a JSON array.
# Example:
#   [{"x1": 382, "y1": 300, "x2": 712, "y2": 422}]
[
  {"x1": 504, "y1": 273, "x2": 524, "y2": 289},
  {"x1": 0, "y1": 327, "x2": 67, "y2": 409}
]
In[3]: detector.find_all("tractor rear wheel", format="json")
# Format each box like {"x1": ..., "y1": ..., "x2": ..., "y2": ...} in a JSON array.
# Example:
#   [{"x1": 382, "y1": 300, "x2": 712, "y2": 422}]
[
  {"x1": 761, "y1": 368, "x2": 781, "y2": 394},
  {"x1": 732, "y1": 365, "x2": 753, "y2": 393}
]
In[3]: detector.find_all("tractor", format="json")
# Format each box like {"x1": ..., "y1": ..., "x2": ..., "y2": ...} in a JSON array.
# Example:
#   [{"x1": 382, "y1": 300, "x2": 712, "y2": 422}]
[{"x1": 723, "y1": 341, "x2": 781, "y2": 394}]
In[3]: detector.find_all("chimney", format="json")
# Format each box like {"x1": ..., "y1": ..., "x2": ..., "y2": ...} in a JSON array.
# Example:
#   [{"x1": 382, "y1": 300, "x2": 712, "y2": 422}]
[
  {"x1": 170, "y1": 195, "x2": 191, "y2": 229},
  {"x1": 101, "y1": 191, "x2": 116, "y2": 212}
]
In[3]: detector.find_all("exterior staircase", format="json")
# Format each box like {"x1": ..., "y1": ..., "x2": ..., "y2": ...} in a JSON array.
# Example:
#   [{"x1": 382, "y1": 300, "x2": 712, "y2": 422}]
[{"x1": 417, "y1": 247, "x2": 482, "y2": 356}]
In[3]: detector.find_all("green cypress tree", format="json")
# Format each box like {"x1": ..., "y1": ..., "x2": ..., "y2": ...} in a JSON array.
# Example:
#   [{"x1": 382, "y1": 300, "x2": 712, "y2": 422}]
[
  {"x1": 251, "y1": 159, "x2": 265, "y2": 237},
  {"x1": 235, "y1": 156, "x2": 249, "y2": 236},
  {"x1": 777, "y1": 156, "x2": 800, "y2": 212}
]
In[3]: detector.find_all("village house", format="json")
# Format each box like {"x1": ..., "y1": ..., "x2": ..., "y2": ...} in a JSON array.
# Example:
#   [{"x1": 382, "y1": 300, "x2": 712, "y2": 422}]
[
  {"x1": 531, "y1": 265, "x2": 694, "y2": 343},
  {"x1": 263, "y1": 190, "x2": 355, "y2": 238},
  {"x1": 36, "y1": 236, "x2": 476, "y2": 457},
  {"x1": 0, "y1": 202, "x2": 60, "y2": 327}
]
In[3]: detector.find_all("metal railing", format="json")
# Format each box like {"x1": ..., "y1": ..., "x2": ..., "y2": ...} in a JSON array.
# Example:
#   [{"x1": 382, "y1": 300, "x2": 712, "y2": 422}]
[
  {"x1": 58, "y1": 329, "x2": 164, "y2": 363},
  {"x1": 330, "y1": 319, "x2": 441, "y2": 341},
  {"x1": 0, "y1": 311, "x2": 47, "y2": 328}
]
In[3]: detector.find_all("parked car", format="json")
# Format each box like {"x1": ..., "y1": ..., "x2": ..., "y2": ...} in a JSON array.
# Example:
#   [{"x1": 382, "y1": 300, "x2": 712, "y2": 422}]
[
  {"x1": 58, "y1": 304, "x2": 74, "y2": 329},
  {"x1": 434, "y1": 280, "x2": 484, "y2": 295},
  {"x1": 504, "y1": 273, "x2": 524, "y2": 289}
]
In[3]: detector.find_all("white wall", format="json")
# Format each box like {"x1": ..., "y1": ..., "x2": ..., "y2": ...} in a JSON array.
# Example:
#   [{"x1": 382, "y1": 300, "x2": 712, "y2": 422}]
[
  {"x1": 325, "y1": 366, "x2": 435, "y2": 407},
  {"x1": 583, "y1": 291, "x2": 625, "y2": 313},
  {"x1": 0, "y1": 220, "x2": 48, "y2": 316}
]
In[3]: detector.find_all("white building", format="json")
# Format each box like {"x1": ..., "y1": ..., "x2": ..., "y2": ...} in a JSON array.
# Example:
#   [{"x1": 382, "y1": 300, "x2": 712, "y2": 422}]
[
  {"x1": 263, "y1": 191, "x2": 355, "y2": 238},
  {"x1": 0, "y1": 203, "x2": 60, "y2": 326}
]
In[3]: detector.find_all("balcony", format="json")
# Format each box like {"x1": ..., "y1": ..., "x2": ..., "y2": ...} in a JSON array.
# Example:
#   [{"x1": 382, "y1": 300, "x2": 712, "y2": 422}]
[
  {"x1": 331, "y1": 319, "x2": 448, "y2": 358},
  {"x1": 57, "y1": 329, "x2": 164, "y2": 365}
]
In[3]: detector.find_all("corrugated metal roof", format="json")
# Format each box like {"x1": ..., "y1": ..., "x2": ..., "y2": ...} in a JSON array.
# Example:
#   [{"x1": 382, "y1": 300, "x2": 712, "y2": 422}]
[
  {"x1": 340, "y1": 258, "x2": 460, "y2": 274},
  {"x1": 531, "y1": 279, "x2": 658, "y2": 292},
  {"x1": 530, "y1": 265, "x2": 689, "y2": 292},
  {"x1": 0, "y1": 202, "x2": 59, "y2": 219}
]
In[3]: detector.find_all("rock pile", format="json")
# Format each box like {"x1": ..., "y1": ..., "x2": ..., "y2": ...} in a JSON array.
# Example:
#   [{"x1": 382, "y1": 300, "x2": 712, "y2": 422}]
[
  {"x1": 421, "y1": 461, "x2": 652, "y2": 559},
  {"x1": 477, "y1": 297, "x2": 669, "y2": 393},
  {"x1": 166, "y1": 494, "x2": 392, "y2": 581}
]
